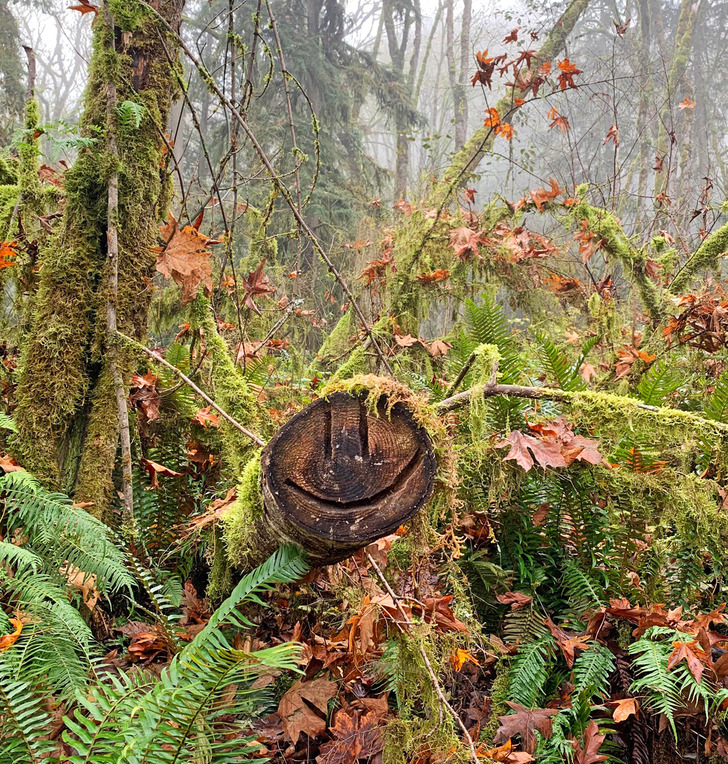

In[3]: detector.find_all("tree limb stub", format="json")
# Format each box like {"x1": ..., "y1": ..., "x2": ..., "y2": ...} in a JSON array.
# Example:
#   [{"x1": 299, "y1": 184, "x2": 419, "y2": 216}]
[{"x1": 259, "y1": 391, "x2": 437, "y2": 565}]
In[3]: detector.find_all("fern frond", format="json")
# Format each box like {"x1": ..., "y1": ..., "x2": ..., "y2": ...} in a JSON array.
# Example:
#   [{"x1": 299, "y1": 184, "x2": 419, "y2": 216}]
[
  {"x1": 629, "y1": 627, "x2": 683, "y2": 738},
  {"x1": 705, "y1": 370, "x2": 728, "y2": 422},
  {"x1": 64, "y1": 547, "x2": 309, "y2": 763},
  {"x1": 464, "y1": 295, "x2": 523, "y2": 383},
  {"x1": 637, "y1": 360, "x2": 684, "y2": 406},
  {"x1": 508, "y1": 634, "x2": 555, "y2": 707},
  {"x1": 571, "y1": 642, "x2": 614, "y2": 704},
  {"x1": 534, "y1": 332, "x2": 583, "y2": 392},
  {"x1": 0, "y1": 413, "x2": 18, "y2": 433},
  {"x1": 0, "y1": 659, "x2": 55, "y2": 764}
]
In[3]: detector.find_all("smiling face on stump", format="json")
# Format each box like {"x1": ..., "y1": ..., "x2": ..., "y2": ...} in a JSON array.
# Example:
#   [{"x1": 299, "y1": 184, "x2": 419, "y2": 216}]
[{"x1": 261, "y1": 391, "x2": 436, "y2": 562}]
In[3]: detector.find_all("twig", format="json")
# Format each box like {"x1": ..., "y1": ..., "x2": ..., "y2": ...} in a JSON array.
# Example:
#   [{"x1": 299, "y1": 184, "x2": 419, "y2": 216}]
[
  {"x1": 120, "y1": 332, "x2": 266, "y2": 446},
  {"x1": 443, "y1": 350, "x2": 477, "y2": 398},
  {"x1": 104, "y1": 8, "x2": 134, "y2": 522},
  {"x1": 22, "y1": 46, "x2": 36, "y2": 100},
  {"x1": 365, "y1": 551, "x2": 480, "y2": 763}
]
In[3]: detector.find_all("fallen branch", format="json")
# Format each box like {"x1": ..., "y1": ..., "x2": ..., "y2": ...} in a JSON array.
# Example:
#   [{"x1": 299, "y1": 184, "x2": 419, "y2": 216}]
[
  {"x1": 118, "y1": 332, "x2": 266, "y2": 447},
  {"x1": 365, "y1": 551, "x2": 479, "y2": 764}
]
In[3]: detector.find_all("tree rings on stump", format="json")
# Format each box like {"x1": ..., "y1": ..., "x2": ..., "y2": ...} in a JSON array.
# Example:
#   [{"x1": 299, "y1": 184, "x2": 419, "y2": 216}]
[{"x1": 261, "y1": 390, "x2": 437, "y2": 565}]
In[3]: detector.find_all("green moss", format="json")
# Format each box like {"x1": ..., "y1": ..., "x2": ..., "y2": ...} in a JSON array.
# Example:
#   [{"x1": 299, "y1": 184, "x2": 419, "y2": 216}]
[
  {"x1": 480, "y1": 657, "x2": 511, "y2": 744},
  {"x1": 12, "y1": 1, "x2": 182, "y2": 508},
  {"x1": 190, "y1": 297, "x2": 268, "y2": 475},
  {"x1": 568, "y1": 201, "x2": 666, "y2": 320},
  {"x1": 315, "y1": 308, "x2": 355, "y2": 363},
  {"x1": 382, "y1": 630, "x2": 467, "y2": 764},
  {"x1": 221, "y1": 451, "x2": 264, "y2": 568},
  {"x1": 669, "y1": 220, "x2": 728, "y2": 295}
]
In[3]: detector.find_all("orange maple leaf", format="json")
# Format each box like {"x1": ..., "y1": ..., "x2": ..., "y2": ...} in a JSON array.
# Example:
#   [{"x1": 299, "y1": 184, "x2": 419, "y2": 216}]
[
  {"x1": 0, "y1": 617, "x2": 23, "y2": 651},
  {"x1": 484, "y1": 107, "x2": 501, "y2": 128}
]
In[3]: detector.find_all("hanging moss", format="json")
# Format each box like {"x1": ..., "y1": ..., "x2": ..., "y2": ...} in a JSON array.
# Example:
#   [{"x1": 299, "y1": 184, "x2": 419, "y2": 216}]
[{"x1": 12, "y1": 0, "x2": 183, "y2": 510}]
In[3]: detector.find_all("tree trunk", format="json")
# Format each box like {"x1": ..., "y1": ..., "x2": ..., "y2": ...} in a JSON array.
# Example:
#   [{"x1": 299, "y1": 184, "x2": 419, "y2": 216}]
[
  {"x1": 241, "y1": 390, "x2": 436, "y2": 566},
  {"x1": 13, "y1": 0, "x2": 185, "y2": 518}
]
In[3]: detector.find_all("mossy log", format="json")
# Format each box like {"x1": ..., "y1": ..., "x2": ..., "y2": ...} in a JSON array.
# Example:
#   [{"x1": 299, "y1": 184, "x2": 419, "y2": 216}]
[{"x1": 258, "y1": 391, "x2": 436, "y2": 565}]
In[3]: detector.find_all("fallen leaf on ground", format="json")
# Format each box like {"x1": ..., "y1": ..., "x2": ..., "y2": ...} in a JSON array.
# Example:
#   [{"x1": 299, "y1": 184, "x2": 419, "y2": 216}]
[
  {"x1": 278, "y1": 677, "x2": 337, "y2": 742},
  {"x1": 494, "y1": 702, "x2": 558, "y2": 753}
]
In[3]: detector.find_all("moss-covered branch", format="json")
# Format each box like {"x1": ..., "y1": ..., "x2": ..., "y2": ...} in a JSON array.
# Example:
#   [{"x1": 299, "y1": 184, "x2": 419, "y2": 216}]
[
  {"x1": 569, "y1": 201, "x2": 667, "y2": 320},
  {"x1": 668, "y1": 218, "x2": 728, "y2": 295}
]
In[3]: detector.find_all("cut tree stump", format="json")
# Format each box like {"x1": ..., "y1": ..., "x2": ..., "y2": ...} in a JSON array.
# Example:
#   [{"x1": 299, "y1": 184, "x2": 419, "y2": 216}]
[{"x1": 260, "y1": 390, "x2": 437, "y2": 565}]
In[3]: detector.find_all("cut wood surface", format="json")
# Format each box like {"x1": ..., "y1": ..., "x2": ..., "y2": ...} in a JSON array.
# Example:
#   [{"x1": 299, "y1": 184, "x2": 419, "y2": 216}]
[{"x1": 261, "y1": 391, "x2": 437, "y2": 564}]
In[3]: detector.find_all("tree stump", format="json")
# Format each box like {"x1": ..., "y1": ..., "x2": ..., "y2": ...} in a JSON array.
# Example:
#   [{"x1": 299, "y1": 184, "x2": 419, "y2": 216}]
[{"x1": 260, "y1": 390, "x2": 437, "y2": 565}]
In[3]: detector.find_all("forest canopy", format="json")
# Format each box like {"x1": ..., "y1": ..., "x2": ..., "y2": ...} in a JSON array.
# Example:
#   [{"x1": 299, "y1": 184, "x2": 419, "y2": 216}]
[{"x1": 1, "y1": 0, "x2": 728, "y2": 762}]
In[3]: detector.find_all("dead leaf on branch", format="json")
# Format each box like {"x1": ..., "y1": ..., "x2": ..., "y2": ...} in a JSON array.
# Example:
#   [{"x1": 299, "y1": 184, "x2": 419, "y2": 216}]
[
  {"x1": 153, "y1": 213, "x2": 218, "y2": 305},
  {"x1": 241, "y1": 259, "x2": 277, "y2": 316},
  {"x1": 497, "y1": 418, "x2": 603, "y2": 472}
]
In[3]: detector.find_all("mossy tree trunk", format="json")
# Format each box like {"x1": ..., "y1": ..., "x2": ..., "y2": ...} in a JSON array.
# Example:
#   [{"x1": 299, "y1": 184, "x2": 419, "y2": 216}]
[{"x1": 13, "y1": 0, "x2": 184, "y2": 519}]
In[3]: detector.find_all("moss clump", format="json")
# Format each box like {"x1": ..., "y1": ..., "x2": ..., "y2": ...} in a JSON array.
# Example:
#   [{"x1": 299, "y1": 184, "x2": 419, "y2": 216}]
[
  {"x1": 315, "y1": 308, "x2": 355, "y2": 364},
  {"x1": 480, "y1": 657, "x2": 511, "y2": 744},
  {"x1": 221, "y1": 450, "x2": 264, "y2": 568},
  {"x1": 382, "y1": 630, "x2": 468, "y2": 764},
  {"x1": 190, "y1": 297, "x2": 269, "y2": 475},
  {"x1": 326, "y1": 344, "x2": 367, "y2": 384}
]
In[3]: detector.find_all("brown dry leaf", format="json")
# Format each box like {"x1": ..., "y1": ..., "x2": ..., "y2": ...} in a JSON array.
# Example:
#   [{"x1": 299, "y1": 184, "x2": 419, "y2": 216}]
[
  {"x1": 140, "y1": 457, "x2": 183, "y2": 489},
  {"x1": 241, "y1": 259, "x2": 277, "y2": 315},
  {"x1": 68, "y1": 0, "x2": 99, "y2": 17},
  {"x1": 317, "y1": 708, "x2": 385, "y2": 764},
  {"x1": 580, "y1": 362, "x2": 598, "y2": 383},
  {"x1": 191, "y1": 406, "x2": 220, "y2": 429},
  {"x1": 449, "y1": 226, "x2": 487, "y2": 260},
  {"x1": 394, "y1": 333, "x2": 418, "y2": 348},
  {"x1": 667, "y1": 640, "x2": 706, "y2": 683},
  {"x1": 494, "y1": 702, "x2": 558, "y2": 753},
  {"x1": 478, "y1": 738, "x2": 534, "y2": 763},
  {"x1": 428, "y1": 339, "x2": 452, "y2": 357},
  {"x1": 610, "y1": 697, "x2": 639, "y2": 723},
  {"x1": 0, "y1": 453, "x2": 24, "y2": 473},
  {"x1": 129, "y1": 372, "x2": 161, "y2": 423},
  {"x1": 571, "y1": 720, "x2": 608, "y2": 764},
  {"x1": 63, "y1": 564, "x2": 99, "y2": 610},
  {"x1": 278, "y1": 678, "x2": 337, "y2": 742},
  {"x1": 544, "y1": 617, "x2": 590, "y2": 668},
  {"x1": 154, "y1": 214, "x2": 217, "y2": 304},
  {"x1": 532, "y1": 502, "x2": 550, "y2": 527},
  {"x1": 117, "y1": 621, "x2": 172, "y2": 662},
  {"x1": 0, "y1": 617, "x2": 23, "y2": 651},
  {"x1": 497, "y1": 431, "x2": 567, "y2": 472},
  {"x1": 179, "y1": 487, "x2": 237, "y2": 538},
  {"x1": 496, "y1": 592, "x2": 533, "y2": 610}
]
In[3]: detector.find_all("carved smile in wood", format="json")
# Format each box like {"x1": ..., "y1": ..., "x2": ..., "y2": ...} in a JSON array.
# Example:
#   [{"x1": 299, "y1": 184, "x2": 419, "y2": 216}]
[{"x1": 261, "y1": 391, "x2": 437, "y2": 555}]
